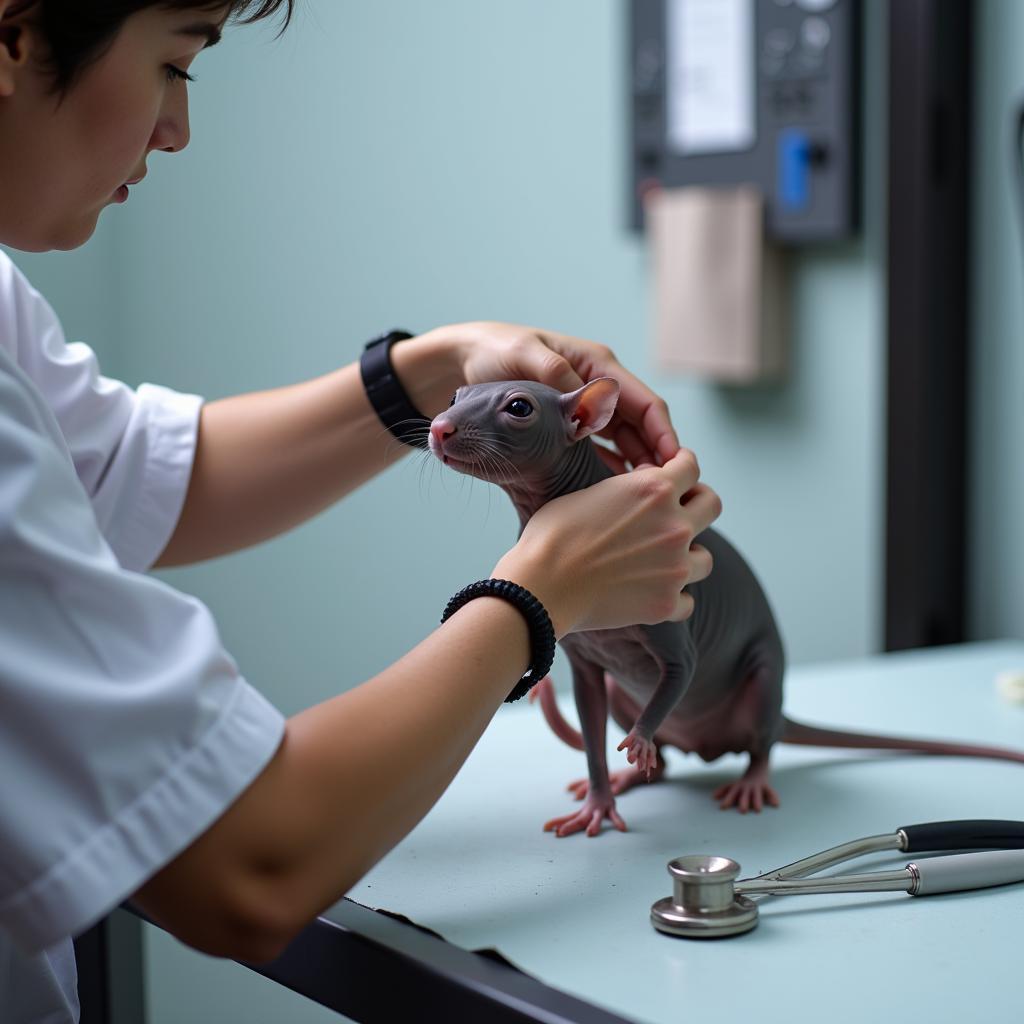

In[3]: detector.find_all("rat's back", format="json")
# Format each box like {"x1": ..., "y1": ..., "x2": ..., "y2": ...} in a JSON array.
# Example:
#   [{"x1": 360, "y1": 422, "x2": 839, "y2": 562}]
[{"x1": 564, "y1": 526, "x2": 784, "y2": 722}]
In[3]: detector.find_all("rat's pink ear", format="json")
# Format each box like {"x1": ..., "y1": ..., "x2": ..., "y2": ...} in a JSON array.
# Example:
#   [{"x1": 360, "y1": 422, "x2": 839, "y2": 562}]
[{"x1": 560, "y1": 377, "x2": 621, "y2": 441}]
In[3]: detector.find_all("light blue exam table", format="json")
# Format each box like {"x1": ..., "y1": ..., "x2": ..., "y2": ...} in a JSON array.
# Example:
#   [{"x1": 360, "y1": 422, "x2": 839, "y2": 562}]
[{"x1": 253, "y1": 641, "x2": 1024, "y2": 1023}]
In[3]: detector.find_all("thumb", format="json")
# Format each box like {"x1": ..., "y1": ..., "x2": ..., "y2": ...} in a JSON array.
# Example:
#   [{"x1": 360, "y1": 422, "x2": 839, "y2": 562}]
[{"x1": 522, "y1": 336, "x2": 585, "y2": 394}]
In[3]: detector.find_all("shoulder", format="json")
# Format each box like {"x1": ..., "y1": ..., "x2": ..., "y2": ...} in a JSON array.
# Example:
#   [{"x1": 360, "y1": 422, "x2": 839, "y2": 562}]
[
  {"x1": 0, "y1": 247, "x2": 15, "y2": 286},
  {"x1": 0, "y1": 248, "x2": 41, "y2": 305},
  {"x1": 0, "y1": 250, "x2": 61, "y2": 367}
]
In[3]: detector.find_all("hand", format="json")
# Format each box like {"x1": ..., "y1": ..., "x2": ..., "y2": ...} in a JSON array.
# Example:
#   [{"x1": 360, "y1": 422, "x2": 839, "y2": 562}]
[
  {"x1": 493, "y1": 448, "x2": 720, "y2": 637},
  {"x1": 392, "y1": 321, "x2": 679, "y2": 471}
]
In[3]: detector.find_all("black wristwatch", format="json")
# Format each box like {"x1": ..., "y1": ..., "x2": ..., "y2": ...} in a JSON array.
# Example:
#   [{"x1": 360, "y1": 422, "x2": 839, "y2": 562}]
[{"x1": 359, "y1": 329, "x2": 430, "y2": 448}]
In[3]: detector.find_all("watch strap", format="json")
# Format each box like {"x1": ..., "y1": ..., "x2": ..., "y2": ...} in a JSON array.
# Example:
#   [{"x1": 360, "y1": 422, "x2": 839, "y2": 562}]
[{"x1": 360, "y1": 330, "x2": 430, "y2": 448}]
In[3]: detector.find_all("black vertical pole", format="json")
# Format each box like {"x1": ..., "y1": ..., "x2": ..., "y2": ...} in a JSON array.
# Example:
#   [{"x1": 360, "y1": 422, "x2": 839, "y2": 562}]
[
  {"x1": 74, "y1": 910, "x2": 146, "y2": 1024},
  {"x1": 885, "y1": 0, "x2": 972, "y2": 650}
]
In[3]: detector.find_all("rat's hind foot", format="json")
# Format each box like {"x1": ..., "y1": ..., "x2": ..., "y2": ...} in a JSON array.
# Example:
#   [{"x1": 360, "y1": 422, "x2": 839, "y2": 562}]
[
  {"x1": 616, "y1": 730, "x2": 659, "y2": 779},
  {"x1": 543, "y1": 794, "x2": 628, "y2": 837},
  {"x1": 713, "y1": 754, "x2": 780, "y2": 814},
  {"x1": 567, "y1": 754, "x2": 666, "y2": 800}
]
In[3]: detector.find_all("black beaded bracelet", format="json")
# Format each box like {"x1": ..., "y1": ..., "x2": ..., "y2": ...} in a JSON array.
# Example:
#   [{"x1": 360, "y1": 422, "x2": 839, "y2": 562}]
[{"x1": 440, "y1": 579, "x2": 556, "y2": 703}]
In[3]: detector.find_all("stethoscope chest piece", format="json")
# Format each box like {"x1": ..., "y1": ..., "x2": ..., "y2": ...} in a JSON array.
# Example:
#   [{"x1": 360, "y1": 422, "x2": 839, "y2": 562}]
[
  {"x1": 650, "y1": 855, "x2": 759, "y2": 938},
  {"x1": 651, "y1": 820, "x2": 1024, "y2": 940}
]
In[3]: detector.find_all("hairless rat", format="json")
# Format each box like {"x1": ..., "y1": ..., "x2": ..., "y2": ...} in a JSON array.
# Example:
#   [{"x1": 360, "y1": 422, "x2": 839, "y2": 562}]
[{"x1": 427, "y1": 378, "x2": 1024, "y2": 837}]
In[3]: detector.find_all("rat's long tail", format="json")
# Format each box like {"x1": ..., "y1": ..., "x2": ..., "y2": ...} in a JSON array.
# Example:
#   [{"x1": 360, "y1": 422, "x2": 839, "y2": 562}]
[
  {"x1": 781, "y1": 717, "x2": 1024, "y2": 763},
  {"x1": 528, "y1": 677, "x2": 584, "y2": 751}
]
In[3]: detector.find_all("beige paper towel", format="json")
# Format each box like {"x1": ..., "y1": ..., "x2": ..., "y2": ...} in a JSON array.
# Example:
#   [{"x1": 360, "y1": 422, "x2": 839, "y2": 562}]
[{"x1": 648, "y1": 185, "x2": 788, "y2": 384}]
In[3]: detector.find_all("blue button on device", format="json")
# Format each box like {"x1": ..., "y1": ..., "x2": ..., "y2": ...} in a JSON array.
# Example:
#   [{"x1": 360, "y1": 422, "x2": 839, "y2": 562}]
[{"x1": 778, "y1": 130, "x2": 811, "y2": 211}]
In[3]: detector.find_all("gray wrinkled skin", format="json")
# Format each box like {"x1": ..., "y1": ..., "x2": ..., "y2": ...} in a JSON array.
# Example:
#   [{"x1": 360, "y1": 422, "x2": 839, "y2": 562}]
[{"x1": 428, "y1": 379, "x2": 1024, "y2": 834}]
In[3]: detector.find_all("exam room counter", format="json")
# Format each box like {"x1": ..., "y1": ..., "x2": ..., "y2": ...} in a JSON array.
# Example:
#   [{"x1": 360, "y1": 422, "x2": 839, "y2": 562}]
[{"x1": 237, "y1": 641, "x2": 1024, "y2": 1023}]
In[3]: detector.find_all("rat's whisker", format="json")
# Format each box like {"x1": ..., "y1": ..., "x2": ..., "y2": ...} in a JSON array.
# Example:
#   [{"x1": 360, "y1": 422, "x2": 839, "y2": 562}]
[
  {"x1": 391, "y1": 418, "x2": 431, "y2": 447},
  {"x1": 474, "y1": 432, "x2": 514, "y2": 451},
  {"x1": 415, "y1": 447, "x2": 438, "y2": 502},
  {"x1": 478, "y1": 440, "x2": 523, "y2": 488},
  {"x1": 372, "y1": 417, "x2": 432, "y2": 469}
]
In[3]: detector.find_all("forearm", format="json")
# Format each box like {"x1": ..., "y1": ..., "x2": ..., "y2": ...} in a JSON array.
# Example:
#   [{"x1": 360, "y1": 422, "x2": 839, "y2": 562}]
[
  {"x1": 155, "y1": 336, "x2": 459, "y2": 566},
  {"x1": 132, "y1": 596, "x2": 533, "y2": 961},
  {"x1": 134, "y1": 447, "x2": 717, "y2": 961}
]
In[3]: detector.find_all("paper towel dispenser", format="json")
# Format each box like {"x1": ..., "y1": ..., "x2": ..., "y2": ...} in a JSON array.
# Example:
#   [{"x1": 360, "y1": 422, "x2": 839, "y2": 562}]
[{"x1": 630, "y1": 0, "x2": 859, "y2": 242}]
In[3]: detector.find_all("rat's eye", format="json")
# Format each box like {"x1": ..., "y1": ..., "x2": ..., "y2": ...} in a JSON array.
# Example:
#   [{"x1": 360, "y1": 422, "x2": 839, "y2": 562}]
[{"x1": 505, "y1": 398, "x2": 534, "y2": 418}]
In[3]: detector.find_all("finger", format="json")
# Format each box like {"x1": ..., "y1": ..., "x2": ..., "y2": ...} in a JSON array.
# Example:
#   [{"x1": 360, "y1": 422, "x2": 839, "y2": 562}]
[
  {"x1": 680, "y1": 483, "x2": 723, "y2": 533},
  {"x1": 537, "y1": 331, "x2": 679, "y2": 461},
  {"x1": 518, "y1": 334, "x2": 586, "y2": 394},
  {"x1": 662, "y1": 590, "x2": 696, "y2": 623},
  {"x1": 607, "y1": 378, "x2": 678, "y2": 466},
  {"x1": 686, "y1": 543, "x2": 714, "y2": 586},
  {"x1": 593, "y1": 444, "x2": 629, "y2": 475},
  {"x1": 658, "y1": 447, "x2": 701, "y2": 496},
  {"x1": 598, "y1": 420, "x2": 653, "y2": 470},
  {"x1": 588, "y1": 363, "x2": 677, "y2": 465}
]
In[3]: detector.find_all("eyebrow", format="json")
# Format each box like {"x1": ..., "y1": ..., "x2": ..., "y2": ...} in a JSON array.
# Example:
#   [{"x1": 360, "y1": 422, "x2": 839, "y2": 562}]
[{"x1": 176, "y1": 22, "x2": 223, "y2": 49}]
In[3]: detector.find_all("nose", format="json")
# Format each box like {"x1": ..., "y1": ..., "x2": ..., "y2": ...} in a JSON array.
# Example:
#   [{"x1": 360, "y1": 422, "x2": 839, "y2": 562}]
[
  {"x1": 150, "y1": 86, "x2": 191, "y2": 154},
  {"x1": 430, "y1": 421, "x2": 457, "y2": 446}
]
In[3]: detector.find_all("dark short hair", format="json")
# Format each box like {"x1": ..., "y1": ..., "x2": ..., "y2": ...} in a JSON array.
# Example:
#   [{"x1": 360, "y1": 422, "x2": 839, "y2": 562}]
[{"x1": 30, "y1": 1, "x2": 294, "y2": 91}]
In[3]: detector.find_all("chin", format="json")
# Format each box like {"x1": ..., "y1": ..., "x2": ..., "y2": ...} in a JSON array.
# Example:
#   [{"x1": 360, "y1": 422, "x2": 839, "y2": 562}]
[
  {"x1": 10, "y1": 226, "x2": 98, "y2": 254},
  {"x1": 0, "y1": 226, "x2": 52, "y2": 253},
  {"x1": 52, "y1": 217, "x2": 102, "y2": 252},
  {"x1": 40, "y1": 203, "x2": 105, "y2": 251},
  {"x1": 0, "y1": 186, "x2": 106, "y2": 250}
]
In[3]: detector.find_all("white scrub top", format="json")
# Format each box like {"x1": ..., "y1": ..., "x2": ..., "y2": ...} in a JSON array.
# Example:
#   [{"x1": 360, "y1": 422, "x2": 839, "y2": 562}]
[{"x1": 0, "y1": 251, "x2": 287, "y2": 1023}]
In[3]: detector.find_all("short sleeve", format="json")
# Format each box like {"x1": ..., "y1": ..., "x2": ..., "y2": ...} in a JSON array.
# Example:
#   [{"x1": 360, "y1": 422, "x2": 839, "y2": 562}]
[
  {"x1": 0, "y1": 351, "x2": 286, "y2": 954},
  {"x1": 0, "y1": 252, "x2": 201, "y2": 571}
]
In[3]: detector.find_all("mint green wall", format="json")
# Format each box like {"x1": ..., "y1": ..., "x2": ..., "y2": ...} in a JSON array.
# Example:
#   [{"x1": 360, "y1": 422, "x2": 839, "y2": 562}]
[
  {"x1": 12, "y1": 2, "x2": 888, "y2": 1020},
  {"x1": 971, "y1": 1, "x2": 1024, "y2": 643},
  {"x1": 110, "y1": 0, "x2": 885, "y2": 683}
]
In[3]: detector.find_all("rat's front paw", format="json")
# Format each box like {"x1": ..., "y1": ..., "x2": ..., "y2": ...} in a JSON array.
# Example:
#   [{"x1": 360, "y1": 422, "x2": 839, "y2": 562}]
[
  {"x1": 543, "y1": 794, "x2": 628, "y2": 838},
  {"x1": 617, "y1": 730, "x2": 658, "y2": 779}
]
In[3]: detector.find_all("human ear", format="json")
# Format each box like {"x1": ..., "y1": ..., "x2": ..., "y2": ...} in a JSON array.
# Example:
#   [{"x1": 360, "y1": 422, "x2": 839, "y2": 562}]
[
  {"x1": 0, "y1": 3, "x2": 36, "y2": 99},
  {"x1": 560, "y1": 377, "x2": 621, "y2": 442}
]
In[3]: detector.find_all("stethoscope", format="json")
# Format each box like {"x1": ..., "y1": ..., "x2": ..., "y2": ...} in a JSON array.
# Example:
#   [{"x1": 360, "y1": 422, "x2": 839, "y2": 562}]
[{"x1": 651, "y1": 819, "x2": 1024, "y2": 939}]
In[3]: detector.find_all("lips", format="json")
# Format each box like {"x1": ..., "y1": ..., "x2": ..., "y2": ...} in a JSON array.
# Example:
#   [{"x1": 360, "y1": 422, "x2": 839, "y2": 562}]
[{"x1": 434, "y1": 447, "x2": 473, "y2": 471}]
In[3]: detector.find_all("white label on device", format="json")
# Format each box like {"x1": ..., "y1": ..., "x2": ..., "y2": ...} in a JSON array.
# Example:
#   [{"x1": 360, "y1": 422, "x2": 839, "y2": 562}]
[{"x1": 666, "y1": 0, "x2": 757, "y2": 156}]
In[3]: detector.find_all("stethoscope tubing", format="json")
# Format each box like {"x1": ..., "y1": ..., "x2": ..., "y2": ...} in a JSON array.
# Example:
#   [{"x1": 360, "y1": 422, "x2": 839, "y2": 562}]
[
  {"x1": 749, "y1": 819, "x2": 1024, "y2": 884},
  {"x1": 733, "y1": 849, "x2": 1024, "y2": 899}
]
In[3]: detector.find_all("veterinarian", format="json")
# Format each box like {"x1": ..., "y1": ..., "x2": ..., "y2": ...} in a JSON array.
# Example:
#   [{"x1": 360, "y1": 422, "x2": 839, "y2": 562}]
[{"x1": 0, "y1": 2, "x2": 721, "y2": 1020}]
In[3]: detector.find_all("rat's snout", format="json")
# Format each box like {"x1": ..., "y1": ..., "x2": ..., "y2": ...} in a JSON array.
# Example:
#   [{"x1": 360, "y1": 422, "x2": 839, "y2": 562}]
[{"x1": 429, "y1": 418, "x2": 457, "y2": 451}]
